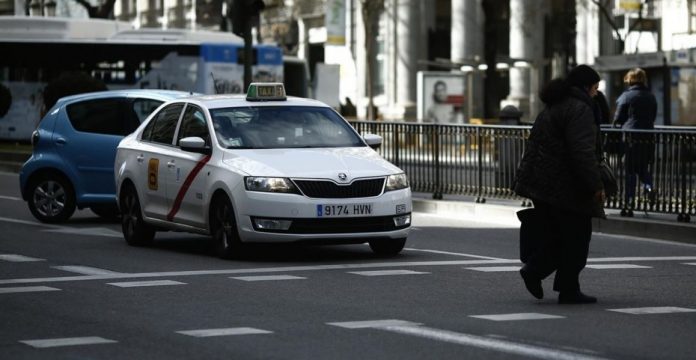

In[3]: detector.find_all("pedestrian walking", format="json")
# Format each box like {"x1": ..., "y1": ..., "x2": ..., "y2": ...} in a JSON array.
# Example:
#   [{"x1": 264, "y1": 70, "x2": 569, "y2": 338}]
[
  {"x1": 513, "y1": 64, "x2": 605, "y2": 304},
  {"x1": 613, "y1": 68, "x2": 658, "y2": 215}
]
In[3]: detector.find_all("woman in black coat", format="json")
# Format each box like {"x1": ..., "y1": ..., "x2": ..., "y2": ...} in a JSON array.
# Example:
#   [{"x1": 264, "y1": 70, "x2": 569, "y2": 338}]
[
  {"x1": 614, "y1": 68, "x2": 657, "y2": 213},
  {"x1": 514, "y1": 65, "x2": 605, "y2": 304}
]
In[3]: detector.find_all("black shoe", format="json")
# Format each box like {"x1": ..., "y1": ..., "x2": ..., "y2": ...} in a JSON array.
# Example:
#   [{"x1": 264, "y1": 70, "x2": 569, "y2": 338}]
[
  {"x1": 558, "y1": 291, "x2": 597, "y2": 304},
  {"x1": 520, "y1": 267, "x2": 543, "y2": 299}
]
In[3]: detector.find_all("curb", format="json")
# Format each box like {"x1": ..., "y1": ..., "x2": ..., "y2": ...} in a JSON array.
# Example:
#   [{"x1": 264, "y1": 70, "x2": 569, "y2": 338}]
[{"x1": 413, "y1": 198, "x2": 696, "y2": 246}]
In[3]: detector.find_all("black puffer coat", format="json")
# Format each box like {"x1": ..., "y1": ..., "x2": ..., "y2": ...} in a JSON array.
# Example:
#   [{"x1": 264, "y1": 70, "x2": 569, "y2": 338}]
[{"x1": 514, "y1": 83, "x2": 603, "y2": 216}]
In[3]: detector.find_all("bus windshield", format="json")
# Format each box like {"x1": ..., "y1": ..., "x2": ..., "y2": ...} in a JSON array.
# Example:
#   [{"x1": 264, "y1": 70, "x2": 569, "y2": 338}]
[{"x1": 211, "y1": 106, "x2": 364, "y2": 149}]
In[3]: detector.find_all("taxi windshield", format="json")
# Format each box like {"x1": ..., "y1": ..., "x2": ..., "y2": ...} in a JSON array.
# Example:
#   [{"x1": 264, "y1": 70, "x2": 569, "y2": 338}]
[{"x1": 210, "y1": 106, "x2": 365, "y2": 149}]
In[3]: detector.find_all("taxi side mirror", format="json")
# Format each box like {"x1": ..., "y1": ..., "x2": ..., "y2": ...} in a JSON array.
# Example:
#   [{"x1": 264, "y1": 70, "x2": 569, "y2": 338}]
[
  {"x1": 363, "y1": 134, "x2": 382, "y2": 150},
  {"x1": 179, "y1": 136, "x2": 211, "y2": 155}
]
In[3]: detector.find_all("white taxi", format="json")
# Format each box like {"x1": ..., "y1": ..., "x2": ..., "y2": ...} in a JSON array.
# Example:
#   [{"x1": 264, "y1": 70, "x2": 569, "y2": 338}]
[{"x1": 115, "y1": 83, "x2": 411, "y2": 258}]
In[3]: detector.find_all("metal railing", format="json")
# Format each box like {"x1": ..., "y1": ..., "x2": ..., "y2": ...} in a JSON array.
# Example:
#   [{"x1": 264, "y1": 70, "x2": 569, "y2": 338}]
[{"x1": 350, "y1": 121, "x2": 696, "y2": 222}]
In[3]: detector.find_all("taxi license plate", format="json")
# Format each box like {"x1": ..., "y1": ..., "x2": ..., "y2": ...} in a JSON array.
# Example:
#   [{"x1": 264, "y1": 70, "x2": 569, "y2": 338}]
[{"x1": 317, "y1": 204, "x2": 373, "y2": 217}]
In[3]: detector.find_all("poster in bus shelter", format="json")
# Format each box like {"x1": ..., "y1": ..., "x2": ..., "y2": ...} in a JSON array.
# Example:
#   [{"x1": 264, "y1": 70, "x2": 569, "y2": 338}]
[{"x1": 417, "y1": 71, "x2": 466, "y2": 124}]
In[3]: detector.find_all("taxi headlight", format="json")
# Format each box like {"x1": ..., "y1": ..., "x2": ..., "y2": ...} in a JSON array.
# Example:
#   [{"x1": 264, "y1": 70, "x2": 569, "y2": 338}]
[
  {"x1": 245, "y1": 177, "x2": 299, "y2": 194},
  {"x1": 385, "y1": 173, "x2": 409, "y2": 191}
]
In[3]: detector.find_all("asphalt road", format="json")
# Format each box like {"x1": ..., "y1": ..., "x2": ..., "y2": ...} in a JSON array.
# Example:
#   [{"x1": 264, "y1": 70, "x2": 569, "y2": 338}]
[{"x1": 1, "y1": 171, "x2": 695, "y2": 360}]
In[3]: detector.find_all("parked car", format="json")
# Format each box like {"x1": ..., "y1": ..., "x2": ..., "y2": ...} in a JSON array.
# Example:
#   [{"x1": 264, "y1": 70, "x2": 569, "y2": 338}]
[
  {"x1": 19, "y1": 89, "x2": 194, "y2": 223},
  {"x1": 115, "y1": 83, "x2": 412, "y2": 258}
]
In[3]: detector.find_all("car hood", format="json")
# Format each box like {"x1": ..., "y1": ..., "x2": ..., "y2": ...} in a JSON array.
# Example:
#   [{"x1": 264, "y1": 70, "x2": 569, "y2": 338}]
[{"x1": 221, "y1": 147, "x2": 402, "y2": 181}]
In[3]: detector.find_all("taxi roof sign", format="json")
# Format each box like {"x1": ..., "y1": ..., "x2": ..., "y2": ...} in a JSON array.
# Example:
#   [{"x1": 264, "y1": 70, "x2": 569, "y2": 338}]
[{"x1": 246, "y1": 83, "x2": 287, "y2": 101}]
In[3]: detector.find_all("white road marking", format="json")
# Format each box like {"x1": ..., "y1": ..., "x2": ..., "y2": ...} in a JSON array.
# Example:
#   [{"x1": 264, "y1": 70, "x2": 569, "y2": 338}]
[
  {"x1": 0, "y1": 216, "x2": 48, "y2": 227},
  {"x1": 586, "y1": 264, "x2": 651, "y2": 269},
  {"x1": 20, "y1": 336, "x2": 117, "y2": 348},
  {"x1": 465, "y1": 266, "x2": 521, "y2": 272},
  {"x1": 684, "y1": 263, "x2": 696, "y2": 266},
  {"x1": 177, "y1": 327, "x2": 272, "y2": 337},
  {"x1": 4, "y1": 256, "x2": 696, "y2": 286},
  {"x1": 405, "y1": 248, "x2": 505, "y2": 260},
  {"x1": 52, "y1": 265, "x2": 123, "y2": 275},
  {"x1": 327, "y1": 320, "x2": 422, "y2": 329},
  {"x1": 0, "y1": 195, "x2": 21, "y2": 201},
  {"x1": 469, "y1": 313, "x2": 565, "y2": 321},
  {"x1": 107, "y1": 280, "x2": 185, "y2": 288},
  {"x1": 0, "y1": 286, "x2": 60, "y2": 294},
  {"x1": 42, "y1": 227, "x2": 123, "y2": 238},
  {"x1": 348, "y1": 270, "x2": 430, "y2": 276},
  {"x1": 330, "y1": 319, "x2": 608, "y2": 360},
  {"x1": 608, "y1": 307, "x2": 696, "y2": 315},
  {"x1": 231, "y1": 275, "x2": 306, "y2": 281},
  {"x1": 0, "y1": 254, "x2": 44, "y2": 262}
]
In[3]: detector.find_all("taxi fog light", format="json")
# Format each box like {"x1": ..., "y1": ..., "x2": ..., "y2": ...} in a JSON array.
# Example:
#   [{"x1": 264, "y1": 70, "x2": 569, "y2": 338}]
[
  {"x1": 385, "y1": 173, "x2": 409, "y2": 191},
  {"x1": 393, "y1": 214, "x2": 411, "y2": 227},
  {"x1": 254, "y1": 218, "x2": 292, "y2": 231}
]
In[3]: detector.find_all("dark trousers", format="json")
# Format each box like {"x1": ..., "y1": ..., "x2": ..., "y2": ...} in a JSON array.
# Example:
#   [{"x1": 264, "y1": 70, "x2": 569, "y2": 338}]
[{"x1": 525, "y1": 200, "x2": 592, "y2": 293}]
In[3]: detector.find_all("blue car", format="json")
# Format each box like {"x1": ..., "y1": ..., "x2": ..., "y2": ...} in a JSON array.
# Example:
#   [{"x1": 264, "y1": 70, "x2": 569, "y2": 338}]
[{"x1": 20, "y1": 89, "x2": 193, "y2": 223}]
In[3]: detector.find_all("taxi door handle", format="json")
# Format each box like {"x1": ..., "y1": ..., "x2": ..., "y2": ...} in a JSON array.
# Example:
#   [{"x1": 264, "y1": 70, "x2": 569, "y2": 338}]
[
  {"x1": 136, "y1": 154, "x2": 144, "y2": 163},
  {"x1": 167, "y1": 160, "x2": 176, "y2": 168}
]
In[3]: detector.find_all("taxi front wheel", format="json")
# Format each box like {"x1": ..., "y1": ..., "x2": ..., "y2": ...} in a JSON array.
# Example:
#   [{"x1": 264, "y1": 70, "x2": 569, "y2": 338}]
[
  {"x1": 369, "y1": 238, "x2": 406, "y2": 256},
  {"x1": 120, "y1": 185, "x2": 155, "y2": 246},
  {"x1": 211, "y1": 196, "x2": 243, "y2": 259}
]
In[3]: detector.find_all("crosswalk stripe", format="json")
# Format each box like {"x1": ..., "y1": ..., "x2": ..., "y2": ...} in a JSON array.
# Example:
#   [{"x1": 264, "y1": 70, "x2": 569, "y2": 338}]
[
  {"x1": 231, "y1": 275, "x2": 306, "y2": 281},
  {"x1": 586, "y1": 264, "x2": 651, "y2": 269},
  {"x1": 348, "y1": 270, "x2": 429, "y2": 276},
  {"x1": 469, "y1": 313, "x2": 565, "y2": 321},
  {"x1": 329, "y1": 319, "x2": 608, "y2": 360},
  {"x1": 107, "y1": 280, "x2": 185, "y2": 288},
  {"x1": 52, "y1": 266, "x2": 122, "y2": 275},
  {"x1": 177, "y1": 327, "x2": 272, "y2": 337},
  {"x1": 20, "y1": 336, "x2": 117, "y2": 348},
  {"x1": 608, "y1": 307, "x2": 696, "y2": 315},
  {"x1": 465, "y1": 266, "x2": 521, "y2": 272},
  {"x1": 0, "y1": 254, "x2": 44, "y2": 262},
  {"x1": 0, "y1": 286, "x2": 60, "y2": 294},
  {"x1": 327, "y1": 320, "x2": 422, "y2": 329}
]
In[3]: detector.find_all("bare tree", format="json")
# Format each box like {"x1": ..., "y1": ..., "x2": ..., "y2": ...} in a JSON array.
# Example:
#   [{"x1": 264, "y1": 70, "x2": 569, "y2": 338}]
[
  {"x1": 591, "y1": 0, "x2": 647, "y2": 53},
  {"x1": 360, "y1": 0, "x2": 384, "y2": 120},
  {"x1": 73, "y1": 0, "x2": 116, "y2": 19}
]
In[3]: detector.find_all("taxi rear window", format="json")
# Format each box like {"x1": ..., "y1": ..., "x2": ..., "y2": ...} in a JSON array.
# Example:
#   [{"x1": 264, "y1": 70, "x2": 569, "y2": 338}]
[{"x1": 211, "y1": 106, "x2": 364, "y2": 149}]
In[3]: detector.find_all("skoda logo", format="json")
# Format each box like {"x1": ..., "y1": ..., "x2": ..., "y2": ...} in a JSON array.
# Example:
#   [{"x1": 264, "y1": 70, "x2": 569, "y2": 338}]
[{"x1": 338, "y1": 173, "x2": 348, "y2": 181}]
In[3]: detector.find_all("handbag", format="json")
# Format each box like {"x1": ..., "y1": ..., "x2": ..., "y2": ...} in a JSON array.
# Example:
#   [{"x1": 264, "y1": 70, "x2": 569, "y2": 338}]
[
  {"x1": 516, "y1": 208, "x2": 544, "y2": 264},
  {"x1": 599, "y1": 159, "x2": 618, "y2": 197}
]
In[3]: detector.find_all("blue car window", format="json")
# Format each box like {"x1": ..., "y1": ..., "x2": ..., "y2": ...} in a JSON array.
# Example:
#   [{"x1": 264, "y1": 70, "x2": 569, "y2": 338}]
[
  {"x1": 142, "y1": 103, "x2": 184, "y2": 145},
  {"x1": 66, "y1": 97, "x2": 128, "y2": 136},
  {"x1": 132, "y1": 98, "x2": 164, "y2": 123}
]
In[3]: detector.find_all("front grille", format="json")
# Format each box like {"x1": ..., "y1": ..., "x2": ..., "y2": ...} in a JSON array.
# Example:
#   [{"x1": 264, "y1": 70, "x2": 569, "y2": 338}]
[
  {"x1": 251, "y1": 215, "x2": 410, "y2": 234},
  {"x1": 293, "y1": 178, "x2": 385, "y2": 198}
]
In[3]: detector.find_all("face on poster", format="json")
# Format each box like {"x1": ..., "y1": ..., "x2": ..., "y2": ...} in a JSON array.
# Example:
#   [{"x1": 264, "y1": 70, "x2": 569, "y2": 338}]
[{"x1": 421, "y1": 74, "x2": 466, "y2": 124}]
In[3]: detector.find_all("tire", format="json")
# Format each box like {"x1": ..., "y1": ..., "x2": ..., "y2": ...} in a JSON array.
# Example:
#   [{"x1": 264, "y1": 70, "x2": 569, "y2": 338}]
[
  {"x1": 210, "y1": 195, "x2": 243, "y2": 259},
  {"x1": 90, "y1": 204, "x2": 120, "y2": 220},
  {"x1": 120, "y1": 185, "x2": 155, "y2": 246},
  {"x1": 369, "y1": 238, "x2": 406, "y2": 256},
  {"x1": 27, "y1": 174, "x2": 76, "y2": 223}
]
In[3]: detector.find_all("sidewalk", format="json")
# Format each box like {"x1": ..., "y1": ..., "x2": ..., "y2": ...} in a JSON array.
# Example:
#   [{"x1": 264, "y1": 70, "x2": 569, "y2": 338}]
[
  {"x1": 413, "y1": 193, "x2": 696, "y2": 245},
  {"x1": 1, "y1": 142, "x2": 694, "y2": 245}
]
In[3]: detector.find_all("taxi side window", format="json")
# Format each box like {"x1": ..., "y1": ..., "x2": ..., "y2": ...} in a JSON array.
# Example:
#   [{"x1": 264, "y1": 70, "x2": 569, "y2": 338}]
[
  {"x1": 177, "y1": 105, "x2": 210, "y2": 146},
  {"x1": 142, "y1": 103, "x2": 184, "y2": 145}
]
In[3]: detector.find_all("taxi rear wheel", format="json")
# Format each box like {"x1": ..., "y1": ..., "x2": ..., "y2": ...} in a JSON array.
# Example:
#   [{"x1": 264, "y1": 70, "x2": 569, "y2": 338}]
[
  {"x1": 369, "y1": 238, "x2": 406, "y2": 256},
  {"x1": 211, "y1": 196, "x2": 242, "y2": 259},
  {"x1": 120, "y1": 185, "x2": 155, "y2": 246}
]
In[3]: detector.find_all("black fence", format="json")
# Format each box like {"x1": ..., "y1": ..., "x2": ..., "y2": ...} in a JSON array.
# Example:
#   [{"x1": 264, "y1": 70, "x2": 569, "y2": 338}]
[{"x1": 349, "y1": 121, "x2": 696, "y2": 222}]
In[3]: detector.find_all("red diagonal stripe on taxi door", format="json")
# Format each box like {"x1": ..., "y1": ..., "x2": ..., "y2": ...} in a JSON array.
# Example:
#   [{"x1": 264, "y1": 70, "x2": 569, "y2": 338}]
[{"x1": 166, "y1": 154, "x2": 212, "y2": 222}]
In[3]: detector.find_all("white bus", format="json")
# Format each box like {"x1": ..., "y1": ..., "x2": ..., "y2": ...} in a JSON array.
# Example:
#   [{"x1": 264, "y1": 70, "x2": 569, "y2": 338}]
[{"x1": 0, "y1": 16, "x2": 309, "y2": 141}]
